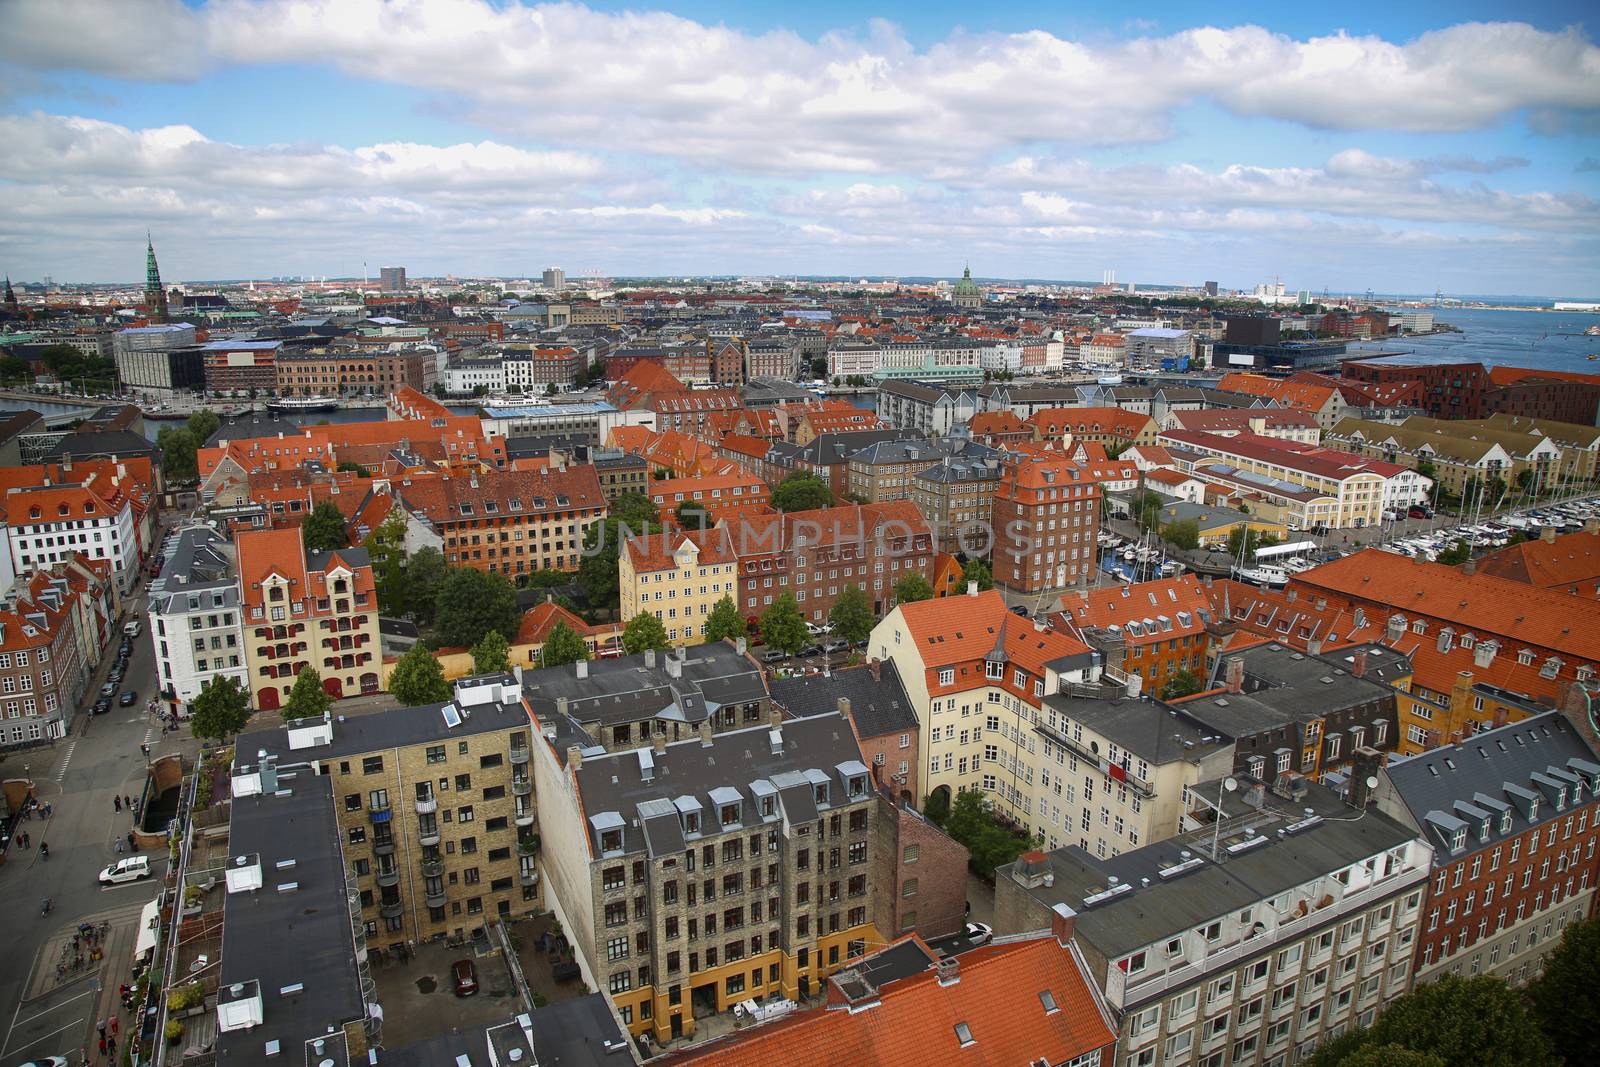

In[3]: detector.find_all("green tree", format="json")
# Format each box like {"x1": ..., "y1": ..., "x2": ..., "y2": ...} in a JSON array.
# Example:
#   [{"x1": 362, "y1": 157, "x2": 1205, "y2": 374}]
[
  {"x1": 156, "y1": 425, "x2": 198, "y2": 486},
  {"x1": 960, "y1": 557, "x2": 993, "y2": 591},
  {"x1": 283, "y1": 667, "x2": 332, "y2": 721},
  {"x1": 1161, "y1": 519, "x2": 1200, "y2": 551},
  {"x1": 828, "y1": 584, "x2": 874, "y2": 644},
  {"x1": 611, "y1": 491, "x2": 658, "y2": 530},
  {"x1": 364, "y1": 512, "x2": 408, "y2": 615},
  {"x1": 1160, "y1": 669, "x2": 1205, "y2": 700},
  {"x1": 300, "y1": 500, "x2": 348, "y2": 552},
  {"x1": 923, "y1": 788, "x2": 951, "y2": 826},
  {"x1": 622, "y1": 612, "x2": 670, "y2": 654},
  {"x1": 1527, "y1": 916, "x2": 1600, "y2": 1066},
  {"x1": 675, "y1": 500, "x2": 710, "y2": 529},
  {"x1": 759, "y1": 592, "x2": 810, "y2": 655},
  {"x1": 435, "y1": 568, "x2": 520, "y2": 649},
  {"x1": 336, "y1": 461, "x2": 371, "y2": 478},
  {"x1": 1127, "y1": 489, "x2": 1165, "y2": 531},
  {"x1": 703, "y1": 596, "x2": 747, "y2": 644},
  {"x1": 1307, "y1": 973, "x2": 1554, "y2": 1067},
  {"x1": 188, "y1": 676, "x2": 250, "y2": 743},
  {"x1": 541, "y1": 621, "x2": 590, "y2": 666},
  {"x1": 185, "y1": 408, "x2": 220, "y2": 445},
  {"x1": 1435, "y1": 540, "x2": 1472, "y2": 566},
  {"x1": 944, "y1": 790, "x2": 1043, "y2": 879},
  {"x1": 1226, "y1": 526, "x2": 1278, "y2": 559},
  {"x1": 1336, "y1": 1047, "x2": 1444, "y2": 1067},
  {"x1": 470, "y1": 630, "x2": 512, "y2": 675},
  {"x1": 389, "y1": 644, "x2": 451, "y2": 705},
  {"x1": 771, "y1": 471, "x2": 833, "y2": 512},
  {"x1": 403, "y1": 547, "x2": 448, "y2": 625},
  {"x1": 892, "y1": 573, "x2": 933, "y2": 604},
  {"x1": 526, "y1": 568, "x2": 570, "y2": 589}
]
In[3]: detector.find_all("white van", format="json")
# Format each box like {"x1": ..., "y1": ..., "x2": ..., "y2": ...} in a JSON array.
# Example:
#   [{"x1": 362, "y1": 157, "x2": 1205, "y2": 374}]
[
  {"x1": 123, "y1": 619, "x2": 142, "y2": 638},
  {"x1": 99, "y1": 855, "x2": 150, "y2": 885}
]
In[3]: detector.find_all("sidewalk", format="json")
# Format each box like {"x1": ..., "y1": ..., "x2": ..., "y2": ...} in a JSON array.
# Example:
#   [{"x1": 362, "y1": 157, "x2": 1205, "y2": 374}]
[{"x1": 27, "y1": 899, "x2": 151, "y2": 1003}]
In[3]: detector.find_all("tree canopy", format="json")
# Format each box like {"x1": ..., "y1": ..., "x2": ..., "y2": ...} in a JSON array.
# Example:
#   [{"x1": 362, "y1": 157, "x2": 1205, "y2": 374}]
[
  {"x1": 1161, "y1": 519, "x2": 1200, "y2": 551},
  {"x1": 759, "y1": 592, "x2": 810, "y2": 655},
  {"x1": 771, "y1": 471, "x2": 833, "y2": 513},
  {"x1": 389, "y1": 644, "x2": 452, "y2": 706},
  {"x1": 1159, "y1": 669, "x2": 1205, "y2": 700},
  {"x1": 156, "y1": 425, "x2": 198, "y2": 486},
  {"x1": 541, "y1": 621, "x2": 590, "y2": 666},
  {"x1": 611, "y1": 491, "x2": 659, "y2": 530},
  {"x1": 1527, "y1": 916, "x2": 1600, "y2": 1066},
  {"x1": 1226, "y1": 525, "x2": 1278, "y2": 560},
  {"x1": 189, "y1": 676, "x2": 251, "y2": 743},
  {"x1": 402, "y1": 547, "x2": 448, "y2": 624},
  {"x1": 893, "y1": 573, "x2": 933, "y2": 605},
  {"x1": 186, "y1": 408, "x2": 220, "y2": 445},
  {"x1": 675, "y1": 500, "x2": 710, "y2": 529},
  {"x1": 943, "y1": 790, "x2": 1042, "y2": 879},
  {"x1": 283, "y1": 667, "x2": 332, "y2": 721},
  {"x1": 703, "y1": 596, "x2": 747, "y2": 644},
  {"x1": 301, "y1": 500, "x2": 349, "y2": 553},
  {"x1": 470, "y1": 630, "x2": 512, "y2": 675},
  {"x1": 1306, "y1": 973, "x2": 1555, "y2": 1067},
  {"x1": 580, "y1": 499, "x2": 660, "y2": 610},
  {"x1": 960, "y1": 558, "x2": 993, "y2": 591},
  {"x1": 827, "y1": 584, "x2": 874, "y2": 645},
  {"x1": 622, "y1": 612, "x2": 670, "y2": 654},
  {"x1": 434, "y1": 568, "x2": 521, "y2": 649},
  {"x1": 1127, "y1": 489, "x2": 1165, "y2": 531},
  {"x1": 364, "y1": 512, "x2": 408, "y2": 615}
]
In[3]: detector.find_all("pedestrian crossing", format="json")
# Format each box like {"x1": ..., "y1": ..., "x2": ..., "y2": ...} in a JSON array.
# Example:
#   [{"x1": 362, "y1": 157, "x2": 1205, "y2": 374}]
[{"x1": 54, "y1": 739, "x2": 78, "y2": 782}]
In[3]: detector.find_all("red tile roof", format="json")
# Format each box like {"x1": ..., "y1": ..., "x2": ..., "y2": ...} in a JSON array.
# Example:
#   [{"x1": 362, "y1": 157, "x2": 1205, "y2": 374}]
[
  {"x1": 665, "y1": 934, "x2": 1115, "y2": 1067},
  {"x1": 1158, "y1": 430, "x2": 1405, "y2": 480},
  {"x1": 1474, "y1": 531, "x2": 1600, "y2": 593},
  {"x1": 897, "y1": 587, "x2": 1091, "y2": 677},
  {"x1": 1026, "y1": 406, "x2": 1153, "y2": 440},
  {"x1": 395, "y1": 466, "x2": 606, "y2": 526}
]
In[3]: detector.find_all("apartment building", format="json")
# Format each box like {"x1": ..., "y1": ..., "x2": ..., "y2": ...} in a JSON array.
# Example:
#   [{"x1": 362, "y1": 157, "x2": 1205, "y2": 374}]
[
  {"x1": 991, "y1": 455, "x2": 1102, "y2": 597},
  {"x1": 202, "y1": 339, "x2": 282, "y2": 394},
  {"x1": 591, "y1": 449, "x2": 650, "y2": 501},
  {"x1": 444, "y1": 357, "x2": 506, "y2": 395},
  {"x1": 910, "y1": 456, "x2": 1004, "y2": 555},
  {"x1": 235, "y1": 527, "x2": 381, "y2": 710},
  {"x1": 3, "y1": 462, "x2": 147, "y2": 593},
  {"x1": 1162, "y1": 409, "x2": 1321, "y2": 445},
  {"x1": 530, "y1": 706, "x2": 883, "y2": 1044},
  {"x1": 994, "y1": 779, "x2": 1432, "y2": 1067},
  {"x1": 1055, "y1": 576, "x2": 1216, "y2": 695},
  {"x1": 393, "y1": 465, "x2": 606, "y2": 577},
  {"x1": 1025, "y1": 407, "x2": 1159, "y2": 450},
  {"x1": 0, "y1": 568, "x2": 94, "y2": 748},
  {"x1": 620, "y1": 528, "x2": 740, "y2": 647},
  {"x1": 647, "y1": 472, "x2": 770, "y2": 525},
  {"x1": 1370, "y1": 712, "x2": 1600, "y2": 989},
  {"x1": 1079, "y1": 333, "x2": 1127, "y2": 368},
  {"x1": 148, "y1": 526, "x2": 247, "y2": 705},
  {"x1": 503, "y1": 346, "x2": 584, "y2": 391},
  {"x1": 730, "y1": 500, "x2": 933, "y2": 623},
  {"x1": 1328, "y1": 415, "x2": 1570, "y2": 497},
  {"x1": 276, "y1": 350, "x2": 430, "y2": 397},
  {"x1": 244, "y1": 675, "x2": 538, "y2": 948},
  {"x1": 845, "y1": 438, "x2": 999, "y2": 505},
  {"x1": 874, "y1": 381, "x2": 981, "y2": 438}
]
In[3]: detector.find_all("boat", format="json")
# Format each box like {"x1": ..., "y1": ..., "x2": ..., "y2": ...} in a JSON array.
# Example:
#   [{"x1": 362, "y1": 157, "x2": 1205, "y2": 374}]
[
  {"x1": 141, "y1": 406, "x2": 189, "y2": 421},
  {"x1": 266, "y1": 396, "x2": 341, "y2": 413}
]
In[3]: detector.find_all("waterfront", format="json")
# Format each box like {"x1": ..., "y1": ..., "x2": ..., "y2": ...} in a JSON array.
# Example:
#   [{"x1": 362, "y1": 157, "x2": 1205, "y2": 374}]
[
  {"x1": 0, "y1": 396, "x2": 483, "y2": 441},
  {"x1": 1348, "y1": 306, "x2": 1600, "y2": 375}
]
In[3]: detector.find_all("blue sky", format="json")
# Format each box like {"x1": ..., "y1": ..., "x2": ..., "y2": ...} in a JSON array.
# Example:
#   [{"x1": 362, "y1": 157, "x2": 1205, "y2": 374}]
[{"x1": 0, "y1": 0, "x2": 1596, "y2": 297}]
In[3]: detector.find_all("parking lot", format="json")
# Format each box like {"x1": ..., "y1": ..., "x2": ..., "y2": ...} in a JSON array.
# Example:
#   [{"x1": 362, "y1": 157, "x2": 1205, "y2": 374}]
[{"x1": 369, "y1": 939, "x2": 521, "y2": 1050}]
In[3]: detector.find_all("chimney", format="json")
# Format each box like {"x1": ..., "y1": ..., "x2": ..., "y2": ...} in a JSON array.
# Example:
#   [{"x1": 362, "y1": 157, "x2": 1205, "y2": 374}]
[
  {"x1": 1462, "y1": 558, "x2": 1476, "y2": 576},
  {"x1": 1307, "y1": 638, "x2": 1322, "y2": 656},
  {"x1": 837, "y1": 696, "x2": 852, "y2": 721},
  {"x1": 967, "y1": 581, "x2": 978, "y2": 597},
  {"x1": 698, "y1": 721, "x2": 714, "y2": 747},
  {"x1": 1352, "y1": 649, "x2": 1367, "y2": 678},
  {"x1": 645, "y1": 648, "x2": 657, "y2": 668},
  {"x1": 1347, "y1": 746, "x2": 1386, "y2": 809},
  {"x1": 869, "y1": 658, "x2": 881, "y2": 681},
  {"x1": 665, "y1": 656, "x2": 682, "y2": 679},
  {"x1": 556, "y1": 696, "x2": 569, "y2": 718},
  {"x1": 514, "y1": 665, "x2": 524, "y2": 687},
  {"x1": 566, "y1": 745, "x2": 583, "y2": 769},
  {"x1": 576, "y1": 659, "x2": 589, "y2": 680},
  {"x1": 1014, "y1": 851, "x2": 1049, "y2": 889},
  {"x1": 653, "y1": 732, "x2": 667, "y2": 755},
  {"x1": 735, "y1": 636, "x2": 747, "y2": 656},
  {"x1": 1051, "y1": 902, "x2": 1078, "y2": 947},
  {"x1": 1244, "y1": 781, "x2": 1266, "y2": 809},
  {"x1": 769, "y1": 705, "x2": 783, "y2": 729},
  {"x1": 1225, "y1": 657, "x2": 1244, "y2": 694},
  {"x1": 1542, "y1": 525, "x2": 1558, "y2": 544},
  {"x1": 935, "y1": 957, "x2": 960, "y2": 986}
]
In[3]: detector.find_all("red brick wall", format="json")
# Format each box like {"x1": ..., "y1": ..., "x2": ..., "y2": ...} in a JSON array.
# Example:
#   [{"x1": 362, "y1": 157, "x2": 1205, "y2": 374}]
[{"x1": 871, "y1": 794, "x2": 971, "y2": 941}]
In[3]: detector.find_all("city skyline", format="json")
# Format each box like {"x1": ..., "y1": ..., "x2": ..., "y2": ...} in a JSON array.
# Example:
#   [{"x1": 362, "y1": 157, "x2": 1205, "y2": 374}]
[{"x1": 1, "y1": 0, "x2": 1597, "y2": 296}]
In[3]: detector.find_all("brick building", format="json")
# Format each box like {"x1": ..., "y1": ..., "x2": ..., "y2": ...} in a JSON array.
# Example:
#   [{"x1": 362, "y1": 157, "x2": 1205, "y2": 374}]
[
  {"x1": 202, "y1": 339, "x2": 282, "y2": 394},
  {"x1": 235, "y1": 527, "x2": 382, "y2": 709},
  {"x1": 1054, "y1": 575, "x2": 1214, "y2": 695},
  {"x1": 275, "y1": 350, "x2": 430, "y2": 397},
  {"x1": 1371, "y1": 711, "x2": 1600, "y2": 987},
  {"x1": 0, "y1": 568, "x2": 95, "y2": 748},
  {"x1": 991, "y1": 455, "x2": 1101, "y2": 598}
]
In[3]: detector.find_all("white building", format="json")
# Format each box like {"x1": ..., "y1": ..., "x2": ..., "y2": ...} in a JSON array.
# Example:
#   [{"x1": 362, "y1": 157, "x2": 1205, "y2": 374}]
[
  {"x1": 1124, "y1": 328, "x2": 1193, "y2": 366},
  {"x1": 4, "y1": 479, "x2": 141, "y2": 593},
  {"x1": 501, "y1": 352, "x2": 537, "y2": 393},
  {"x1": 1078, "y1": 334, "x2": 1126, "y2": 369},
  {"x1": 444, "y1": 357, "x2": 505, "y2": 395},
  {"x1": 148, "y1": 527, "x2": 248, "y2": 705}
]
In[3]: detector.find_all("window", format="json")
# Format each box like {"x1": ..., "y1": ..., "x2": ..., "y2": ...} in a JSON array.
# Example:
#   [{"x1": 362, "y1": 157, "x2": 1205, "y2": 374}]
[{"x1": 362, "y1": 756, "x2": 384, "y2": 775}]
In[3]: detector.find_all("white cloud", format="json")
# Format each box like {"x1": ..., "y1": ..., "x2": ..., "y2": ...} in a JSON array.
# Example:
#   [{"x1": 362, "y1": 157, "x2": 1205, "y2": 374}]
[{"x1": 3, "y1": 3, "x2": 1596, "y2": 175}]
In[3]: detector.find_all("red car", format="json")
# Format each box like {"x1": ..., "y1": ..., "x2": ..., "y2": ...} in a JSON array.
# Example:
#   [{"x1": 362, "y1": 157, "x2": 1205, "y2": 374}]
[{"x1": 452, "y1": 959, "x2": 479, "y2": 997}]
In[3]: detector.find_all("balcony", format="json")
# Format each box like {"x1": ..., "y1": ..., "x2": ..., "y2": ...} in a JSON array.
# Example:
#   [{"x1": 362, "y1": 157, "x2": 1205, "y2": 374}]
[
  {"x1": 418, "y1": 826, "x2": 441, "y2": 847},
  {"x1": 515, "y1": 808, "x2": 535, "y2": 828},
  {"x1": 509, "y1": 746, "x2": 530, "y2": 766},
  {"x1": 415, "y1": 793, "x2": 437, "y2": 815},
  {"x1": 372, "y1": 838, "x2": 396, "y2": 858},
  {"x1": 379, "y1": 900, "x2": 403, "y2": 920},
  {"x1": 520, "y1": 866, "x2": 540, "y2": 888},
  {"x1": 517, "y1": 833, "x2": 541, "y2": 857},
  {"x1": 375, "y1": 866, "x2": 400, "y2": 889},
  {"x1": 420, "y1": 858, "x2": 444, "y2": 879},
  {"x1": 425, "y1": 887, "x2": 448, "y2": 909},
  {"x1": 511, "y1": 775, "x2": 532, "y2": 797},
  {"x1": 367, "y1": 801, "x2": 392, "y2": 824}
]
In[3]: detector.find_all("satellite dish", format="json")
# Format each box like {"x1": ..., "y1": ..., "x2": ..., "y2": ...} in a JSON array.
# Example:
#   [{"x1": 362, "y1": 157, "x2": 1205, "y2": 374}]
[
  {"x1": 1366, "y1": 776, "x2": 1380, "y2": 790},
  {"x1": 1223, "y1": 777, "x2": 1238, "y2": 792}
]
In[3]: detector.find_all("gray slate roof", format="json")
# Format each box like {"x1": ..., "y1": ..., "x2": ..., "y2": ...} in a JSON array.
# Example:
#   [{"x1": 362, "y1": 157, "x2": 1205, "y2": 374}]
[
  {"x1": 523, "y1": 644, "x2": 767, "y2": 734},
  {"x1": 768, "y1": 662, "x2": 918, "y2": 738},
  {"x1": 1041, "y1": 693, "x2": 1231, "y2": 767},
  {"x1": 149, "y1": 526, "x2": 240, "y2": 613}
]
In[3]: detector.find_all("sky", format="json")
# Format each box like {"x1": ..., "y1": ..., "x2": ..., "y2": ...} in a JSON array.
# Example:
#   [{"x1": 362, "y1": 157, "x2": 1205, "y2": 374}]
[{"x1": 0, "y1": 0, "x2": 1597, "y2": 297}]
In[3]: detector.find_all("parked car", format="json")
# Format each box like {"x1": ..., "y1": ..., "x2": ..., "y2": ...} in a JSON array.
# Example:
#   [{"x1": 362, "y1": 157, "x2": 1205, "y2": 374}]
[
  {"x1": 760, "y1": 648, "x2": 788, "y2": 663},
  {"x1": 963, "y1": 922, "x2": 994, "y2": 946},
  {"x1": 92, "y1": 698, "x2": 111, "y2": 716},
  {"x1": 19, "y1": 1058, "x2": 70, "y2": 1067},
  {"x1": 805, "y1": 622, "x2": 830, "y2": 637},
  {"x1": 821, "y1": 639, "x2": 849, "y2": 654},
  {"x1": 99, "y1": 682, "x2": 116, "y2": 697},
  {"x1": 99, "y1": 855, "x2": 151, "y2": 885},
  {"x1": 452, "y1": 958, "x2": 479, "y2": 997},
  {"x1": 119, "y1": 690, "x2": 138, "y2": 707},
  {"x1": 798, "y1": 645, "x2": 823, "y2": 658},
  {"x1": 1408, "y1": 505, "x2": 1433, "y2": 519}
]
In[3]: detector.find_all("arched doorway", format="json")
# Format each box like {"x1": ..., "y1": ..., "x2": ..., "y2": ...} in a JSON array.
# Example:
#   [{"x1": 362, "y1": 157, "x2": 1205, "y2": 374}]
[
  {"x1": 324, "y1": 676, "x2": 344, "y2": 699},
  {"x1": 924, "y1": 784, "x2": 952, "y2": 821},
  {"x1": 258, "y1": 687, "x2": 280, "y2": 712}
]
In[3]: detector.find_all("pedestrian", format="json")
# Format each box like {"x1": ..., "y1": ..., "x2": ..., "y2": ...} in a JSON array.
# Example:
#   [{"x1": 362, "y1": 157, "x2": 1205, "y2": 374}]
[
  {"x1": 98, "y1": 1036, "x2": 106, "y2": 1057},
  {"x1": 108, "y1": 1035, "x2": 116, "y2": 1058},
  {"x1": 98, "y1": 1019, "x2": 107, "y2": 1039},
  {"x1": 125, "y1": 794, "x2": 132, "y2": 810},
  {"x1": 114, "y1": 795, "x2": 121, "y2": 812},
  {"x1": 126, "y1": 831, "x2": 135, "y2": 850},
  {"x1": 110, "y1": 1016, "x2": 118, "y2": 1037},
  {"x1": 114, "y1": 838, "x2": 124, "y2": 854}
]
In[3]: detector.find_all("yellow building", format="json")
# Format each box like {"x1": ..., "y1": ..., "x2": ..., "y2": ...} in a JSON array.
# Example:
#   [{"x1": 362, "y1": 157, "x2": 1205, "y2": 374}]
[{"x1": 619, "y1": 528, "x2": 738, "y2": 647}]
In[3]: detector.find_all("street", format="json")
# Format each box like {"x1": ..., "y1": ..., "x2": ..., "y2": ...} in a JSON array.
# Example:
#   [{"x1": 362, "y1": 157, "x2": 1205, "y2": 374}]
[{"x1": 0, "y1": 544, "x2": 197, "y2": 1067}]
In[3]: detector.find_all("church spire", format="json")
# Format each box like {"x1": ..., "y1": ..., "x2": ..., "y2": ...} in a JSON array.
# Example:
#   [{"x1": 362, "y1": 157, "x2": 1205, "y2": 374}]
[
  {"x1": 144, "y1": 232, "x2": 169, "y2": 324},
  {"x1": 2, "y1": 276, "x2": 16, "y2": 309}
]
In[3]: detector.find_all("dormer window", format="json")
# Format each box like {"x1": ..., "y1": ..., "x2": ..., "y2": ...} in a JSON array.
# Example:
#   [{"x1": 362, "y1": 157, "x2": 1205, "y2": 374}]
[
  {"x1": 985, "y1": 661, "x2": 1003, "y2": 680},
  {"x1": 938, "y1": 668, "x2": 954, "y2": 687},
  {"x1": 815, "y1": 783, "x2": 830, "y2": 805},
  {"x1": 761, "y1": 796, "x2": 775, "y2": 818},
  {"x1": 1480, "y1": 820, "x2": 1490, "y2": 842},
  {"x1": 684, "y1": 812, "x2": 700, "y2": 834},
  {"x1": 848, "y1": 775, "x2": 866, "y2": 798},
  {"x1": 1450, "y1": 827, "x2": 1466, "y2": 852},
  {"x1": 721, "y1": 803, "x2": 740, "y2": 826},
  {"x1": 601, "y1": 829, "x2": 622, "y2": 852},
  {"x1": 1499, "y1": 810, "x2": 1513, "y2": 833}
]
